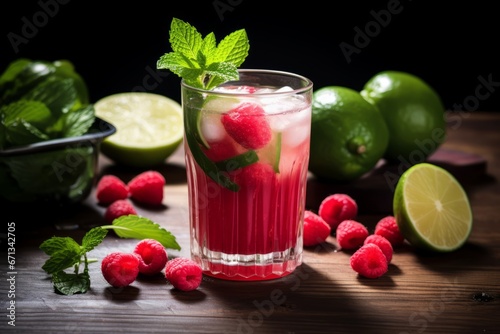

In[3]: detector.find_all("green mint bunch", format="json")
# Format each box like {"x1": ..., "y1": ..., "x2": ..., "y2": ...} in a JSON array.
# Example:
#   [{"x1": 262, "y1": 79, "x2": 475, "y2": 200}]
[
  {"x1": 40, "y1": 215, "x2": 180, "y2": 295},
  {"x1": 157, "y1": 17, "x2": 250, "y2": 90}
]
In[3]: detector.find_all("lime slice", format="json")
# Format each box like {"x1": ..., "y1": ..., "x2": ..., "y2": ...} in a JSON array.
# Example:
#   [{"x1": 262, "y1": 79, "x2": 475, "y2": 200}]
[
  {"x1": 260, "y1": 131, "x2": 282, "y2": 173},
  {"x1": 94, "y1": 92, "x2": 183, "y2": 167},
  {"x1": 393, "y1": 163, "x2": 473, "y2": 252}
]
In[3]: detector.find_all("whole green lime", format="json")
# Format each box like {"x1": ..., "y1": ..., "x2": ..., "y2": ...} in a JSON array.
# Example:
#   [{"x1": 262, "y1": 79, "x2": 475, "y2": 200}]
[
  {"x1": 309, "y1": 86, "x2": 389, "y2": 182},
  {"x1": 360, "y1": 71, "x2": 446, "y2": 163}
]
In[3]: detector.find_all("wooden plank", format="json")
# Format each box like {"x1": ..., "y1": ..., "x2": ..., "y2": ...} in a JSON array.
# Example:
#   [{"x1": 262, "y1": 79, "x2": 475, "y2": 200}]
[{"x1": 1, "y1": 112, "x2": 499, "y2": 333}]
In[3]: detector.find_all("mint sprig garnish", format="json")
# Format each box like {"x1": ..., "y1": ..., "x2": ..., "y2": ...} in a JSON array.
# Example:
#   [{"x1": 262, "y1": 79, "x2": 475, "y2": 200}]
[
  {"x1": 156, "y1": 17, "x2": 249, "y2": 90},
  {"x1": 40, "y1": 215, "x2": 180, "y2": 295},
  {"x1": 157, "y1": 18, "x2": 257, "y2": 192}
]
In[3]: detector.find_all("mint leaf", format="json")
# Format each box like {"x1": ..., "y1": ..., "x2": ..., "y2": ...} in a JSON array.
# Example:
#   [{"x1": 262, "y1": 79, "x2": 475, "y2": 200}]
[
  {"x1": 41, "y1": 248, "x2": 81, "y2": 275},
  {"x1": 1, "y1": 100, "x2": 51, "y2": 147},
  {"x1": 0, "y1": 58, "x2": 31, "y2": 85},
  {"x1": 210, "y1": 29, "x2": 249, "y2": 67},
  {"x1": 157, "y1": 17, "x2": 249, "y2": 90},
  {"x1": 215, "y1": 150, "x2": 259, "y2": 172},
  {"x1": 169, "y1": 17, "x2": 203, "y2": 58},
  {"x1": 204, "y1": 62, "x2": 240, "y2": 90},
  {"x1": 52, "y1": 270, "x2": 90, "y2": 295},
  {"x1": 40, "y1": 236, "x2": 80, "y2": 256},
  {"x1": 24, "y1": 77, "x2": 76, "y2": 119},
  {"x1": 62, "y1": 104, "x2": 95, "y2": 138},
  {"x1": 201, "y1": 32, "x2": 217, "y2": 57},
  {"x1": 2, "y1": 99, "x2": 51, "y2": 124},
  {"x1": 157, "y1": 52, "x2": 202, "y2": 83},
  {"x1": 81, "y1": 227, "x2": 108, "y2": 253},
  {"x1": 103, "y1": 215, "x2": 181, "y2": 251}
]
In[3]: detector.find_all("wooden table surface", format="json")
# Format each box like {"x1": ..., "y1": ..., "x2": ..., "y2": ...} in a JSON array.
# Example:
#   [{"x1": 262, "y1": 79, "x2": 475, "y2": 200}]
[{"x1": 1, "y1": 111, "x2": 499, "y2": 334}]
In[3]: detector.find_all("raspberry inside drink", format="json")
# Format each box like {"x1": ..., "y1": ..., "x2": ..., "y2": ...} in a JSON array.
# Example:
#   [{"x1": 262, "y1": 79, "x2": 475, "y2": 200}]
[{"x1": 182, "y1": 70, "x2": 313, "y2": 281}]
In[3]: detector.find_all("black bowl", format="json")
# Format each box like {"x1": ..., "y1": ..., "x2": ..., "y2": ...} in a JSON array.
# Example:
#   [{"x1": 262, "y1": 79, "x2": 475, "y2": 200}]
[{"x1": 0, "y1": 117, "x2": 116, "y2": 206}]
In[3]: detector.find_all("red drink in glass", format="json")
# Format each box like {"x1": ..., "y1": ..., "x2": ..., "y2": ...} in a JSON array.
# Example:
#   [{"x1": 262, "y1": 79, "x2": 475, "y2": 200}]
[{"x1": 182, "y1": 70, "x2": 313, "y2": 281}]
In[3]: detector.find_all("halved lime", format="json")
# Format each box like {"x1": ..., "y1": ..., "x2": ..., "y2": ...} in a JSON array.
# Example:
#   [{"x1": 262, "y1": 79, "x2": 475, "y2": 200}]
[
  {"x1": 94, "y1": 92, "x2": 183, "y2": 167},
  {"x1": 393, "y1": 163, "x2": 473, "y2": 252}
]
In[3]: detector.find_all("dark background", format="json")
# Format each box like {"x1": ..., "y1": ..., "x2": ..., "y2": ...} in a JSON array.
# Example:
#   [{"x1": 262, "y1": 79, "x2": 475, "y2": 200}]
[{"x1": 1, "y1": 0, "x2": 499, "y2": 112}]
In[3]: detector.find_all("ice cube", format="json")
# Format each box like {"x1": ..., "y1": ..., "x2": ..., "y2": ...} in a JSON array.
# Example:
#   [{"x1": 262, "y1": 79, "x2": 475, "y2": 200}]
[
  {"x1": 200, "y1": 113, "x2": 225, "y2": 143},
  {"x1": 274, "y1": 86, "x2": 294, "y2": 93},
  {"x1": 267, "y1": 102, "x2": 311, "y2": 131},
  {"x1": 282, "y1": 124, "x2": 311, "y2": 148},
  {"x1": 269, "y1": 106, "x2": 311, "y2": 145},
  {"x1": 260, "y1": 86, "x2": 306, "y2": 114}
]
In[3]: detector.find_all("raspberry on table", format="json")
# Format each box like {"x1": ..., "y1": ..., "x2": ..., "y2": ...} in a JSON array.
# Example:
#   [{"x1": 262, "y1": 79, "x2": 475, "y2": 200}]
[
  {"x1": 364, "y1": 234, "x2": 393, "y2": 263},
  {"x1": 96, "y1": 175, "x2": 129, "y2": 204},
  {"x1": 350, "y1": 243, "x2": 388, "y2": 279},
  {"x1": 101, "y1": 252, "x2": 140, "y2": 287},
  {"x1": 164, "y1": 257, "x2": 203, "y2": 292},
  {"x1": 336, "y1": 219, "x2": 369, "y2": 250},
  {"x1": 133, "y1": 239, "x2": 168, "y2": 275},
  {"x1": 318, "y1": 193, "x2": 358, "y2": 230},
  {"x1": 374, "y1": 216, "x2": 406, "y2": 247},
  {"x1": 303, "y1": 210, "x2": 331, "y2": 246},
  {"x1": 128, "y1": 170, "x2": 165, "y2": 206},
  {"x1": 104, "y1": 199, "x2": 137, "y2": 224},
  {"x1": 221, "y1": 102, "x2": 272, "y2": 150}
]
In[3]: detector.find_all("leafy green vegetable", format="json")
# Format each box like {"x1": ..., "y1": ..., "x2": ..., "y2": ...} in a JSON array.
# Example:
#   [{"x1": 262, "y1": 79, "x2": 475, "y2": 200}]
[
  {"x1": 0, "y1": 59, "x2": 95, "y2": 203},
  {"x1": 0, "y1": 59, "x2": 91, "y2": 149},
  {"x1": 0, "y1": 145, "x2": 95, "y2": 203},
  {"x1": 40, "y1": 215, "x2": 180, "y2": 295},
  {"x1": 103, "y1": 215, "x2": 181, "y2": 250},
  {"x1": 157, "y1": 18, "x2": 249, "y2": 90}
]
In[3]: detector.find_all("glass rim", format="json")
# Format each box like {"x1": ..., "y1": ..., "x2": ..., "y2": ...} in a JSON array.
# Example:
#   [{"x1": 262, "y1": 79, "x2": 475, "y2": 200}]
[{"x1": 181, "y1": 69, "x2": 313, "y2": 96}]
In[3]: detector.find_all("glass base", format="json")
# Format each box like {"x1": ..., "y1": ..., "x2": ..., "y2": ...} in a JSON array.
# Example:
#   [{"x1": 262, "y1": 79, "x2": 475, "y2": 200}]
[{"x1": 192, "y1": 243, "x2": 303, "y2": 281}]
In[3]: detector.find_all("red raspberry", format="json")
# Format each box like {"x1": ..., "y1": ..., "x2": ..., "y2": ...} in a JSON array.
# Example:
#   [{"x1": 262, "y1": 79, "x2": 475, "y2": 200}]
[
  {"x1": 133, "y1": 239, "x2": 168, "y2": 275},
  {"x1": 101, "y1": 252, "x2": 140, "y2": 287},
  {"x1": 336, "y1": 220, "x2": 368, "y2": 250},
  {"x1": 221, "y1": 102, "x2": 272, "y2": 150},
  {"x1": 202, "y1": 135, "x2": 242, "y2": 162},
  {"x1": 318, "y1": 193, "x2": 358, "y2": 230},
  {"x1": 164, "y1": 258, "x2": 203, "y2": 292},
  {"x1": 104, "y1": 199, "x2": 137, "y2": 223},
  {"x1": 364, "y1": 234, "x2": 393, "y2": 263},
  {"x1": 128, "y1": 170, "x2": 165, "y2": 205},
  {"x1": 374, "y1": 216, "x2": 405, "y2": 247},
  {"x1": 350, "y1": 243, "x2": 388, "y2": 279},
  {"x1": 96, "y1": 175, "x2": 129, "y2": 204},
  {"x1": 231, "y1": 162, "x2": 276, "y2": 190},
  {"x1": 303, "y1": 210, "x2": 331, "y2": 246}
]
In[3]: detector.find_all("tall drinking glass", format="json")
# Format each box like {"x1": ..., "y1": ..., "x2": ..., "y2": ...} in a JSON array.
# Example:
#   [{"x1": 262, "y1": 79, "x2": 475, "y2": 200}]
[{"x1": 182, "y1": 69, "x2": 313, "y2": 281}]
